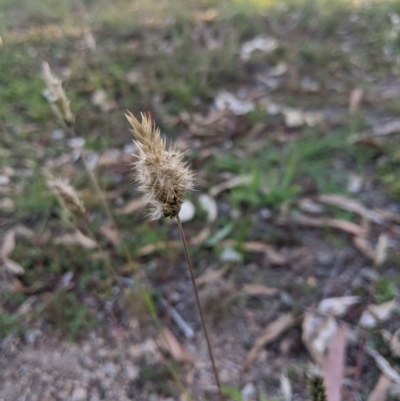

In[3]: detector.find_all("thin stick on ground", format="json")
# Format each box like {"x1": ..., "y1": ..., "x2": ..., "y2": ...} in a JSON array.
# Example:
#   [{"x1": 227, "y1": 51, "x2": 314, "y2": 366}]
[{"x1": 176, "y1": 215, "x2": 224, "y2": 401}]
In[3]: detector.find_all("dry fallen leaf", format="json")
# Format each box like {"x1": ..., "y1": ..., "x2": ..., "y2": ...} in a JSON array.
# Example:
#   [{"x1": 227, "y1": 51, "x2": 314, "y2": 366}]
[
  {"x1": 280, "y1": 373, "x2": 292, "y2": 401},
  {"x1": 318, "y1": 296, "x2": 360, "y2": 317},
  {"x1": 299, "y1": 198, "x2": 324, "y2": 215},
  {"x1": 302, "y1": 312, "x2": 339, "y2": 364},
  {"x1": 198, "y1": 194, "x2": 218, "y2": 222},
  {"x1": 99, "y1": 225, "x2": 121, "y2": 247},
  {"x1": 1, "y1": 229, "x2": 16, "y2": 258},
  {"x1": 353, "y1": 234, "x2": 390, "y2": 264},
  {"x1": 240, "y1": 36, "x2": 278, "y2": 61},
  {"x1": 321, "y1": 324, "x2": 347, "y2": 401},
  {"x1": 189, "y1": 227, "x2": 211, "y2": 246},
  {"x1": 373, "y1": 119, "x2": 400, "y2": 136},
  {"x1": 214, "y1": 90, "x2": 254, "y2": 115},
  {"x1": 1, "y1": 229, "x2": 25, "y2": 275},
  {"x1": 54, "y1": 230, "x2": 98, "y2": 249},
  {"x1": 241, "y1": 283, "x2": 278, "y2": 297},
  {"x1": 244, "y1": 313, "x2": 299, "y2": 370},
  {"x1": 353, "y1": 236, "x2": 376, "y2": 260},
  {"x1": 158, "y1": 328, "x2": 196, "y2": 363},
  {"x1": 91, "y1": 89, "x2": 117, "y2": 112},
  {"x1": 374, "y1": 209, "x2": 400, "y2": 224},
  {"x1": 349, "y1": 88, "x2": 364, "y2": 115},
  {"x1": 282, "y1": 108, "x2": 324, "y2": 128},
  {"x1": 136, "y1": 241, "x2": 179, "y2": 257},
  {"x1": 317, "y1": 194, "x2": 382, "y2": 224},
  {"x1": 4, "y1": 258, "x2": 25, "y2": 275},
  {"x1": 291, "y1": 213, "x2": 365, "y2": 236},
  {"x1": 223, "y1": 240, "x2": 287, "y2": 265},
  {"x1": 209, "y1": 175, "x2": 252, "y2": 197},
  {"x1": 303, "y1": 296, "x2": 357, "y2": 365},
  {"x1": 360, "y1": 299, "x2": 397, "y2": 328},
  {"x1": 367, "y1": 374, "x2": 391, "y2": 401},
  {"x1": 196, "y1": 264, "x2": 231, "y2": 287},
  {"x1": 390, "y1": 328, "x2": 400, "y2": 358},
  {"x1": 366, "y1": 346, "x2": 400, "y2": 384},
  {"x1": 375, "y1": 234, "x2": 389, "y2": 266}
]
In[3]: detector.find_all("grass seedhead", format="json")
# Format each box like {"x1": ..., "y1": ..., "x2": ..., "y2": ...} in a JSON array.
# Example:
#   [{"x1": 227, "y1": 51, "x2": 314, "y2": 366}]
[
  {"x1": 42, "y1": 61, "x2": 75, "y2": 127},
  {"x1": 126, "y1": 111, "x2": 194, "y2": 221}
]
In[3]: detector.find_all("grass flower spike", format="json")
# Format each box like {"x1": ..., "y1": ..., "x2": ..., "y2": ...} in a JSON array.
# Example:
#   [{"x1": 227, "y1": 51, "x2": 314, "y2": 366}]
[
  {"x1": 52, "y1": 179, "x2": 86, "y2": 221},
  {"x1": 42, "y1": 61, "x2": 75, "y2": 126},
  {"x1": 126, "y1": 111, "x2": 194, "y2": 221}
]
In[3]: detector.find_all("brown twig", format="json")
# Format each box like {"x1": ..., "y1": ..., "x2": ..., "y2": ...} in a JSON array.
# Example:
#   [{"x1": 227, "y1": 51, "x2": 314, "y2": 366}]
[{"x1": 176, "y1": 215, "x2": 224, "y2": 401}]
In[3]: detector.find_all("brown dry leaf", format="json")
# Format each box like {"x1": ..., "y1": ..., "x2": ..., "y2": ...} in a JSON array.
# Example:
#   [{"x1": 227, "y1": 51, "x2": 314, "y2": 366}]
[
  {"x1": 209, "y1": 175, "x2": 252, "y2": 197},
  {"x1": 99, "y1": 225, "x2": 121, "y2": 247},
  {"x1": 317, "y1": 194, "x2": 382, "y2": 223},
  {"x1": 196, "y1": 264, "x2": 230, "y2": 287},
  {"x1": 367, "y1": 374, "x2": 391, "y2": 401},
  {"x1": 373, "y1": 119, "x2": 400, "y2": 136},
  {"x1": 375, "y1": 209, "x2": 400, "y2": 224},
  {"x1": 390, "y1": 328, "x2": 400, "y2": 358},
  {"x1": 15, "y1": 225, "x2": 35, "y2": 239},
  {"x1": 360, "y1": 299, "x2": 397, "y2": 328},
  {"x1": 136, "y1": 241, "x2": 179, "y2": 257},
  {"x1": 349, "y1": 88, "x2": 364, "y2": 115},
  {"x1": 54, "y1": 231, "x2": 97, "y2": 249},
  {"x1": 1, "y1": 229, "x2": 16, "y2": 258},
  {"x1": 321, "y1": 324, "x2": 347, "y2": 401},
  {"x1": 353, "y1": 234, "x2": 389, "y2": 264},
  {"x1": 375, "y1": 234, "x2": 389, "y2": 266},
  {"x1": 4, "y1": 258, "x2": 25, "y2": 275},
  {"x1": 241, "y1": 284, "x2": 278, "y2": 297},
  {"x1": 302, "y1": 312, "x2": 338, "y2": 364},
  {"x1": 244, "y1": 313, "x2": 299, "y2": 370},
  {"x1": 159, "y1": 328, "x2": 196, "y2": 363},
  {"x1": 189, "y1": 227, "x2": 211, "y2": 246},
  {"x1": 299, "y1": 198, "x2": 324, "y2": 215},
  {"x1": 292, "y1": 213, "x2": 365, "y2": 236},
  {"x1": 198, "y1": 194, "x2": 218, "y2": 222},
  {"x1": 223, "y1": 240, "x2": 287, "y2": 265},
  {"x1": 318, "y1": 296, "x2": 360, "y2": 317},
  {"x1": 353, "y1": 236, "x2": 376, "y2": 260},
  {"x1": 366, "y1": 346, "x2": 400, "y2": 384},
  {"x1": 302, "y1": 297, "x2": 358, "y2": 364},
  {"x1": 115, "y1": 198, "x2": 146, "y2": 215},
  {"x1": 282, "y1": 108, "x2": 324, "y2": 128}
]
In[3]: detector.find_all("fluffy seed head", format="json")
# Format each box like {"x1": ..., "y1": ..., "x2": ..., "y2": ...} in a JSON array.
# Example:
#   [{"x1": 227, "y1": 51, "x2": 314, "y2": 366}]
[
  {"x1": 126, "y1": 111, "x2": 194, "y2": 221},
  {"x1": 52, "y1": 179, "x2": 86, "y2": 220},
  {"x1": 42, "y1": 62, "x2": 75, "y2": 126}
]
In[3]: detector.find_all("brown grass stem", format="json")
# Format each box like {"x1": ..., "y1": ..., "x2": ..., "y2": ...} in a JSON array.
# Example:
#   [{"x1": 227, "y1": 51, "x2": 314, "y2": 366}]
[{"x1": 176, "y1": 215, "x2": 224, "y2": 401}]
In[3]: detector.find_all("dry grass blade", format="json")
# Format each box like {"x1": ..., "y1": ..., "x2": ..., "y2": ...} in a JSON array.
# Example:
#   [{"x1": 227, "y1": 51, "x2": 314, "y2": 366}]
[
  {"x1": 317, "y1": 194, "x2": 382, "y2": 223},
  {"x1": 367, "y1": 375, "x2": 391, "y2": 401},
  {"x1": 222, "y1": 240, "x2": 287, "y2": 265},
  {"x1": 291, "y1": 213, "x2": 365, "y2": 236},
  {"x1": 244, "y1": 313, "x2": 299, "y2": 371}
]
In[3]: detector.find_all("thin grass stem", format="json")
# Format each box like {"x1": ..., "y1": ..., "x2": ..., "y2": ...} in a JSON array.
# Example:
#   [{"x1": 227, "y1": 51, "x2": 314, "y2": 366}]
[{"x1": 176, "y1": 215, "x2": 224, "y2": 401}]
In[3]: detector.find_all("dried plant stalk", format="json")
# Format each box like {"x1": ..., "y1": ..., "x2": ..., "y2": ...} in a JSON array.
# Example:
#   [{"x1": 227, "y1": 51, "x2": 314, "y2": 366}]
[{"x1": 126, "y1": 112, "x2": 223, "y2": 401}]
